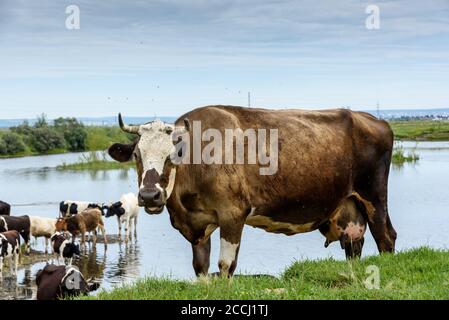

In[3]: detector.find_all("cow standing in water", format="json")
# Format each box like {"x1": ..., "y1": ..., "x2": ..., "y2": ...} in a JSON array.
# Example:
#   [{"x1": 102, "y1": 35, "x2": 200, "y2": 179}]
[
  {"x1": 108, "y1": 105, "x2": 397, "y2": 277},
  {"x1": 0, "y1": 215, "x2": 31, "y2": 254},
  {"x1": 0, "y1": 230, "x2": 20, "y2": 277},
  {"x1": 59, "y1": 201, "x2": 106, "y2": 217}
]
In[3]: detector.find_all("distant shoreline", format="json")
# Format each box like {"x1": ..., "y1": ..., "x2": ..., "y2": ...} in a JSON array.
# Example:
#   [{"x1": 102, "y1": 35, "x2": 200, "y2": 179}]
[{"x1": 1, "y1": 108, "x2": 449, "y2": 128}]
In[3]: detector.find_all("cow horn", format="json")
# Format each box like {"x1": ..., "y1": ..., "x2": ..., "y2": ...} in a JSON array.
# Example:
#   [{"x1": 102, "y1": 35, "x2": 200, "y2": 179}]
[{"x1": 118, "y1": 113, "x2": 140, "y2": 134}]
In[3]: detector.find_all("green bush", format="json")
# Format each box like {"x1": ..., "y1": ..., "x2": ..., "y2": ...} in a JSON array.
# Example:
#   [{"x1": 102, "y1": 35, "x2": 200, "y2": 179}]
[
  {"x1": 0, "y1": 132, "x2": 26, "y2": 154},
  {"x1": 10, "y1": 120, "x2": 33, "y2": 136},
  {"x1": 0, "y1": 139, "x2": 7, "y2": 154},
  {"x1": 28, "y1": 127, "x2": 65, "y2": 153},
  {"x1": 54, "y1": 117, "x2": 87, "y2": 151}
]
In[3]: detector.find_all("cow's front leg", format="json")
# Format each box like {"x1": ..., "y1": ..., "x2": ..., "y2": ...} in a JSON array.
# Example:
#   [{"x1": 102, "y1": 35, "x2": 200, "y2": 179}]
[
  {"x1": 124, "y1": 218, "x2": 130, "y2": 242},
  {"x1": 133, "y1": 216, "x2": 138, "y2": 238},
  {"x1": 44, "y1": 237, "x2": 49, "y2": 253},
  {"x1": 80, "y1": 232, "x2": 86, "y2": 249},
  {"x1": 24, "y1": 233, "x2": 31, "y2": 255},
  {"x1": 13, "y1": 251, "x2": 18, "y2": 275},
  {"x1": 192, "y1": 237, "x2": 211, "y2": 277},
  {"x1": 218, "y1": 219, "x2": 244, "y2": 277},
  {"x1": 117, "y1": 216, "x2": 122, "y2": 241}
]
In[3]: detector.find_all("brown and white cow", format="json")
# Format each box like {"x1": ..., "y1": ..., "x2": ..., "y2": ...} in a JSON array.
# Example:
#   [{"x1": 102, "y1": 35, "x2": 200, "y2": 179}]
[
  {"x1": 108, "y1": 105, "x2": 397, "y2": 277},
  {"x1": 36, "y1": 264, "x2": 99, "y2": 300},
  {"x1": 56, "y1": 208, "x2": 107, "y2": 248}
]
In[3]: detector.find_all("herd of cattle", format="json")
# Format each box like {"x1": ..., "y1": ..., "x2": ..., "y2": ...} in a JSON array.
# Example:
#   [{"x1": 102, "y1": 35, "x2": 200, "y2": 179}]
[{"x1": 0, "y1": 193, "x2": 139, "y2": 300}]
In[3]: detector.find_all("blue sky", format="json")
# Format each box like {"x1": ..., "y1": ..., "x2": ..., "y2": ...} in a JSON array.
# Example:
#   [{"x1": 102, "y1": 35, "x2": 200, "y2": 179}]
[{"x1": 0, "y1": 0, "x2": 448, "y2": 118}]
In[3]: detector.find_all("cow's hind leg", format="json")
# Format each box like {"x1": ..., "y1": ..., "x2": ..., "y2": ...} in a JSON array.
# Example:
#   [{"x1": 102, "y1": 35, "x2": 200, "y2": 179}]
[
  {"x1": 357, "y1": 155, "x2": 397, "y2": 253},
  {"x1": 99, "y1": 222, "x2": 107, "y2": 246},
  {"x1": 24, "y1": 232, "x2": 31, "y2": 255},
  {"x1": 192, "y1": 237, "x2": 211, "y2": 277}
]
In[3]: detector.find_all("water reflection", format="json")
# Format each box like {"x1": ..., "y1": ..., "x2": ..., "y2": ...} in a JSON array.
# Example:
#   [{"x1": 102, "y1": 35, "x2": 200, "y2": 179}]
[
  {"x1": 77, "y1": 248, "x2": 106, "y2": 281},
  {"x1": 106, "y1": 241, "x2": 141, "y2": 282}
]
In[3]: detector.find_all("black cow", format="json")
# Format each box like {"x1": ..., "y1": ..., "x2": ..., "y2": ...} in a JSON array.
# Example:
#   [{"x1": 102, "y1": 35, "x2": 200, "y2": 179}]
[
  {"x1": 0, "y1": 215, "x2": 31, "y2": 253},
  {"x1": 0, "y1": 230, "x2": 20, "y2": 277},
  {"x1": 36, "y1": 264, "x2": 100, "y2": 300},
  {"x1": 0, "y1": 201, "x2": 10, "y2": 216}
]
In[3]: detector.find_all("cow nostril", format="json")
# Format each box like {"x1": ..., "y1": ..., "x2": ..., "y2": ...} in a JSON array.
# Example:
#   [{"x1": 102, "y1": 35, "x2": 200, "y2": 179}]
[{"x1": 139, "y1": 189, "x2": 163, "y2": 205}]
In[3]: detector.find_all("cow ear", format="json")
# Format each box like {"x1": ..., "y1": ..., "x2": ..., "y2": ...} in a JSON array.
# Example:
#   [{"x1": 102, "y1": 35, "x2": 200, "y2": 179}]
[{"x1": 108, "y1": 142, "x2": 136, "y2": 163}]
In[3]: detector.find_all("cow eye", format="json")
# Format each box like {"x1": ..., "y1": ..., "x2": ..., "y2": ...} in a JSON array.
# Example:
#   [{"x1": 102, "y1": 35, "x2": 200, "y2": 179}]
[{"x1": 165, "y1": 127, "x2": 173, "y2": 134}]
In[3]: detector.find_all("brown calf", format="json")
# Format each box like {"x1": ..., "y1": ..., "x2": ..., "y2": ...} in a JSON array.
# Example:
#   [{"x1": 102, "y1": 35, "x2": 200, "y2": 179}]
[{"x1": 56, "y1": 208, "x2": 107, "y2": 247}]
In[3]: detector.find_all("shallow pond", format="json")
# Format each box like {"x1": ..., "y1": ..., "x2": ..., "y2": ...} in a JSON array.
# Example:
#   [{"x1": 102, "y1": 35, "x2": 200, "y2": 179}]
[{"x1": 0, "y1": 142, "x2": 448, "y2": 299}]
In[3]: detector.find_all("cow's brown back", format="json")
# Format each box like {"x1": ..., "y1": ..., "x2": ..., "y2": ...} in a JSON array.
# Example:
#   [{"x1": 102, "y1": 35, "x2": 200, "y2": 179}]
[{"x1": 168, "y1": 105, "x2": 393, "y2": 240}]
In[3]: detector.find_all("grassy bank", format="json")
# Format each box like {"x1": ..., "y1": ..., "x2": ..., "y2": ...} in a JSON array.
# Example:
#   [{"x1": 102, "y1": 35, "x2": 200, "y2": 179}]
[
  {"x1": 80, "y1": 247, "x2": 449, "y2": 300},
  {"x1": 56, "y1": 152, "x2": 135, "y2": 171},
  {"x1": 389, "y1": 120, "x2": 449, "y2": 141}
]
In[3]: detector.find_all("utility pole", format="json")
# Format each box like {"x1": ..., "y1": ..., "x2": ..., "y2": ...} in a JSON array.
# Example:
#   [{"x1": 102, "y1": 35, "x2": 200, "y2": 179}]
[
  {"x1": 376, "y1": 100, "x2": 380, "y2": 119},
  {"x1": 248, "y1": 92, "x2": 251, "y2": 107}
]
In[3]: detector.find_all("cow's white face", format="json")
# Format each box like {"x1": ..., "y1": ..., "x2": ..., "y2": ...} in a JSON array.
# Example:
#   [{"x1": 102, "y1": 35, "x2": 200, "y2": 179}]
[
  {"x1": 136, "y1": 120, "x2": 174, "y2": 185},
  {"x1": 108, "y1": 116, "x2": 186, "y2": 215},
  {"x1": 134, "y1": 120, "x2": 177, "y2": 213}
]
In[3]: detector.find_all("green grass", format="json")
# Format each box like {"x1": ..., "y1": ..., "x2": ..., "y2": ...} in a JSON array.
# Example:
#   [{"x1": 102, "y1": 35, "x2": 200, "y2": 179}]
[
  {"x1": 392, "y1": 145, "x2": 420, "y2": 165},
  {"x1": 389, "y1": 120, "x2": 449, "y2": 141},
  {"x1": 56, "y1": 151, "x2": 135, "y2": 171},
  {"x1": 79, "y1": 247, "x2": 449, "y2": 300},
  {"x1": 85, "y1": 126, "x2": 134, "y2": 151}
]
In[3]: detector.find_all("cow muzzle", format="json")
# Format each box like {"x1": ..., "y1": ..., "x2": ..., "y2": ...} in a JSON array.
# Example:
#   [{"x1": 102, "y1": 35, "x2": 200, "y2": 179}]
[{"x1": 138, "y1": 187, "x2": 165, "y2": 214}]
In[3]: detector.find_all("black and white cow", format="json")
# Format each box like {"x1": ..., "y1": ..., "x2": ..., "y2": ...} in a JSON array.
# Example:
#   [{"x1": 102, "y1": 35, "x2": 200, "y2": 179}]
[
  {"x1": 0, "y1": 230, "x2": 20, "y2": 277},
  {"x1": 59, "y1": 201, "x2": 106, "y2": 217},
  {"x1": 0, "y1": 201, "x2": 10, "y2": 216},
  {"x1": 0, "y1": 215, "x2": 31, "y2": 254},
  {"x1": 36, "y1": 264, "x2": 100, "y2": 300},
  {"x1": 105, "y1": 193, "x2": 139, "y2": 242},
  {"x1": 51, "y1": 231, "x2": 80, "y2": 265}
]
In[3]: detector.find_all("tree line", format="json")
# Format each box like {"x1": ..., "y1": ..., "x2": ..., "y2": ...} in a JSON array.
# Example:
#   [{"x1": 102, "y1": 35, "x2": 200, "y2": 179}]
[{"x1": 0, "y1": 114, "x2": 88, "y2": 155}]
